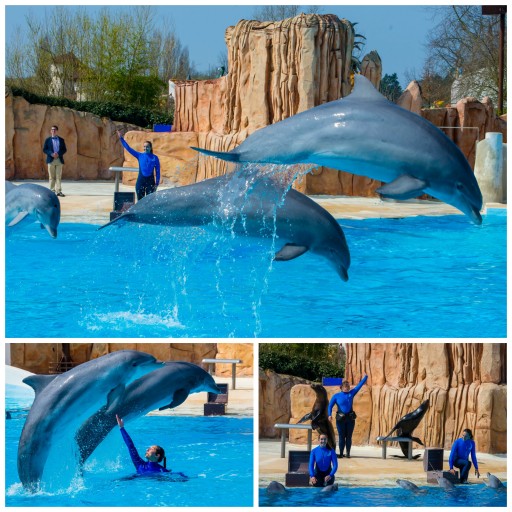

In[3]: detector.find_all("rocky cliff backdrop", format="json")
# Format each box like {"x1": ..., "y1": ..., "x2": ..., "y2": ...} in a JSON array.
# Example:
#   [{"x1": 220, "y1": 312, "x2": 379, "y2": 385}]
[
  {"x1": 9, "y1": 343, "x2": 253, "y2": 378},
  {"x1": 5, "y1": 13, "x2": 506, "y2": 197},
  {"x1": 260, "y1": 343, "x2": 506, "y2": 454}
]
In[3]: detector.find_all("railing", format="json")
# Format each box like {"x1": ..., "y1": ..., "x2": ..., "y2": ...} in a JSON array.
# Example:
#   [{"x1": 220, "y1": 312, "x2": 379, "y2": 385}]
[{"x1": 48, "y1": 361, "x2": 80, "y2": 374}]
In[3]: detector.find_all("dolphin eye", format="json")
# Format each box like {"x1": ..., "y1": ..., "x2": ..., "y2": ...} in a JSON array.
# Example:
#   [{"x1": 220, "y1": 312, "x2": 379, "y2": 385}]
[{"x1": 456, "y1": 182, "x2": 464, "y2": 191}]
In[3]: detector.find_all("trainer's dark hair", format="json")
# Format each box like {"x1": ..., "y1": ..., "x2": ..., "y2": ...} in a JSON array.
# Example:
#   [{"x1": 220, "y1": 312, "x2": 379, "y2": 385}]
[
  {"x1": 463, "y1": 428, "x2": 473, "y2": 439},
  {"x1": 51, "y1": 125, "x2": 58, "y2": 130},
  {"x1": 154, "y1": 445, "x2": 165, "y2": 464}
]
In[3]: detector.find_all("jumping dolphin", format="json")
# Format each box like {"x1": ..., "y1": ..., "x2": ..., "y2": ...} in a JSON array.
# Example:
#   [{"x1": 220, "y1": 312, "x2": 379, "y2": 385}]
[
  {"x1": 17, "y1": 350, "x2": 162, "y2": 491},
  {"x1": 484, "y1": 472, "x2": 505, "y2": 489},
  {"x1": 5, "y1": 182, "x2": 60, "y2": 238},
  {"x1": 75, "y1": 362, "x2": 221, "y2": 464},
  {"x1": 191, "y1": 75, "x2": 483, "y2": 224},
  {"x1": 382, "y1": 399, "x2": 429, "y2": 458},
  {"x1": 100, "y1": 172, "x2": 351, "y2": 281}
]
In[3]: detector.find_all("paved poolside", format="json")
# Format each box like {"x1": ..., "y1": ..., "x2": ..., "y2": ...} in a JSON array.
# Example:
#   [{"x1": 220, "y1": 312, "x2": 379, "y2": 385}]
[
  {"x1": 259, "y1": 439, "x2": 507, "y2": 488},
  {"x1": 9, "y1": 180, "x2": 506, "y2": 225}
]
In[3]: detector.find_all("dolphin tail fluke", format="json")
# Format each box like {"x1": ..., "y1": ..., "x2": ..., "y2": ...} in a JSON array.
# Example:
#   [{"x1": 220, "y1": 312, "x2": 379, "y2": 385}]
[{"x1": 190, "y1": 146, "x2": 240, "y2": 162}]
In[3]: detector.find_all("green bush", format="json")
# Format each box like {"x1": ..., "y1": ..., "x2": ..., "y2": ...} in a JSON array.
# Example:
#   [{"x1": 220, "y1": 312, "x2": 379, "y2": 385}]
[
  {"x1": 259, "y1": 351, "x2": 343, "y2": 382},
  {"x1": 9, "y1": 87, "x2": 173, "y2": 128}
]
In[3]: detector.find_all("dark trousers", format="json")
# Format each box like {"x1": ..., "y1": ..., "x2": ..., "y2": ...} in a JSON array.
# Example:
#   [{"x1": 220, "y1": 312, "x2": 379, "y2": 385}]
[
  {"x1": 312, "y1": 467, "x2": 335, "y2": 487},
  {"x1": 453, "y1": 458, "x2": 472, "y2": 483},
  {"x1": 136, "y1": 174, "x2": 157, "y2": 200},
  {"x1": 336, "y1": 418, "x2": 355, "y2": 456}
]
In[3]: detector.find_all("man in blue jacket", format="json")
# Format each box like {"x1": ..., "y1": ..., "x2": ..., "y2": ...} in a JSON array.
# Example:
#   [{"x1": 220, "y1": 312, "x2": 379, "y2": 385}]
[
  {"x1": 43, "y1": 125, "x2": 67, "y2": 197},
  {"x1": 449, "y1": 428, "x2": 480, "y2": 483},
  {"x1": 309, "y1": 434, "x2": 338, "y2": 487}
]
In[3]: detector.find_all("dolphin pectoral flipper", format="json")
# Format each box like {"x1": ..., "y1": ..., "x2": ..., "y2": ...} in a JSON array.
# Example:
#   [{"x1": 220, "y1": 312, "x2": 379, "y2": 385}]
[
  {"x1": 8, "y1": 212, "x2": 30, "y2": 227},
  {"x1": 274, "y1": 243, "x2": 309, "y2": 261},
  {"x1": 98, "y1": 213, "x2": 133, "y2": 231},
  {"x1": 159, "y1": 388, "x2": 190, "y2": 410},
  {"x1": 376, "y1": 175, "x2": 428, "y2": 200}
]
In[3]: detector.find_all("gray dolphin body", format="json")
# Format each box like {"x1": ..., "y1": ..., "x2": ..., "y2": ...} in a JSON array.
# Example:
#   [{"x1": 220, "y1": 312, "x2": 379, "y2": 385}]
[
  {"x1": 100, "y1": 172, "x2": 350, "y2": 281},
  {"x1": 5, "y1": 182, "x2": 60, "y2": 238},
  {"x1": 485, "y1": 472, "x2": 505, "y2": 489},
  {"x1": 435, "y1": 474, "x2": 455, "y2": 490},
  {"x1": 17, "y1": 350, "x2": 161, "y2": 491},
  {"x1": 75, "y1": 362, "x2": 220, "y2": 464},
  {"x1": 192, "y1": 75, "x2": 483, "y2": 224},
  {"x1": 266, "y1": 481, "x2": 288, "y2": 494},
  {"x1": 397, "y1": 479, "x2": 421, "y2": 492},
  {"x1": 321, "y1": 483, "x2": 339, "y2": 493}
]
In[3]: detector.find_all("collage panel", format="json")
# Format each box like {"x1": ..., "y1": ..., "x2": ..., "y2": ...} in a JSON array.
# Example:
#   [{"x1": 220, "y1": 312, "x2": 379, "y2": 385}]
[
  {"x1": 5, "y1": 342, "x2": 254, "y2": 507},
  {"x1": 259, "y1": 342, "x2": 507, "y2": 507}
]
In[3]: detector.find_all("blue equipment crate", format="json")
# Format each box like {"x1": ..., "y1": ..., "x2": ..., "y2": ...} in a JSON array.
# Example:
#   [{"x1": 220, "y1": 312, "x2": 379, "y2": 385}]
[
  {"x1": 322, "y1": 377, "x2": 342, "y2": 386},
  {"x1": 153, "y1": 124, "x2": 172, "y2": 132}
]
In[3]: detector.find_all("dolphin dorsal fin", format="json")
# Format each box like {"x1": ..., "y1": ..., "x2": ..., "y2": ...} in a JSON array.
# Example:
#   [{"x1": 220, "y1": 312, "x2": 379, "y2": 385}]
[
  {"x1": 22, "y1": 375, "x2": 58, "y2": 397},
  {"x1": 350, "y1": 74, "x2": 387, "y2": 102}
]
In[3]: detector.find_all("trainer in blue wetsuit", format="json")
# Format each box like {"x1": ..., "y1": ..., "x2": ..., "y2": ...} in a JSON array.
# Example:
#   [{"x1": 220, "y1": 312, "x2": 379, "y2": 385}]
[
  {"x1": 328, "y1": 374, "x2": 367, "y2": 458},
  {"x1": 116, "y1": 414, "x2": 169, "y2": 474},
  {"x1": 449, "y1": 428, "x2": 480, "y2": 483},
  {"x1": 117, "y1": 130, "x2": 160, "y2": 200},
  {"x1": 309, "y1": 434, "x2": 338, "y2": 487}
]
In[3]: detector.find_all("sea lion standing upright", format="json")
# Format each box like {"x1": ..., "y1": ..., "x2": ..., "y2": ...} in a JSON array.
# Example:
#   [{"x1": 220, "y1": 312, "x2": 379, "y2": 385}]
[
  {"x1": 382, "y1": 399, "x2": 429, "y2": 459},
  {"x1": 297, "y1": 384, "x2": 336, "y2": 451}
]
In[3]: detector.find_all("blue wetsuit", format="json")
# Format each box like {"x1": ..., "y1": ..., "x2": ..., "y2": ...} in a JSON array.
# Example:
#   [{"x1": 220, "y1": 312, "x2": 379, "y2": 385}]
[
  {"x1": 120, "y1": 427, "x2": 169, "y2": 474},
  {"x1": 120, "y1": 136, "x2": 160, "y2": 200},
  {"x1": 449, "y1": 437, "x2": 478, "y2": 483},
  {"x1": 309, "y1": 445, "x2": 338, "y2": 487},
  {"x1": 328, "y1": 375, "x2": 368, "y2": 457}
]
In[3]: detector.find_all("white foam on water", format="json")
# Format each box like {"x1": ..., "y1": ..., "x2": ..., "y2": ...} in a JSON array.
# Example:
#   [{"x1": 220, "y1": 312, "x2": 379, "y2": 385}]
[{"x1": 87, "y1": 309, "x2": 185, "y2": 330}]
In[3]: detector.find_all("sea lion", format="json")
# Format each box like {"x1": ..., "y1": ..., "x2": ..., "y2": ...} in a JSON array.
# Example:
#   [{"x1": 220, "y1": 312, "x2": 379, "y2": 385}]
[
  {"x1": 383, "y1": 399, "x2": 429, "y2": 459},
  {"x1": 297, "y1": 383, "x2": 336, "y2": 451}
]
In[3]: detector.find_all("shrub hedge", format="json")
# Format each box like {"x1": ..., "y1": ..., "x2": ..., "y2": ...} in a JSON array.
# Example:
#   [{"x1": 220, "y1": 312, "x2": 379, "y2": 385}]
[
  {"x1": 9, "y1": 87, "x2": 173, "y2": 128},
  {"x1": 259, "y1": 351, "x2": 343, "y2": 382}
]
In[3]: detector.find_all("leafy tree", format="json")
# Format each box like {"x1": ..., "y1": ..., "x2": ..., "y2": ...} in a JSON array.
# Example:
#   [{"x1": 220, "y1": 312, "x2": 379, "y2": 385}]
[
  {"x1": 423, "y1": 5, "x2": 507, "y2": 107},
  {"x1": 5, "y1": 6, "x2": 191, "y2": 111},
  {"x1": 252, "y1": 5, "x2": 322, "y2": 21},
  {"x1": 380, "y1": 73, "x2": 403, "y2": 103}
]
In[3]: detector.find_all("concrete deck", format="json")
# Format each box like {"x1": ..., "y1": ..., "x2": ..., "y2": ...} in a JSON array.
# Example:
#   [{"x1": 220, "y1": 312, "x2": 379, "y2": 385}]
[
  {"x1": 9, "y1": 180, "x2": 506, "y2": 225},
  {"x1": 259, "y1": 439, "x2": 507, "y2": 488}
]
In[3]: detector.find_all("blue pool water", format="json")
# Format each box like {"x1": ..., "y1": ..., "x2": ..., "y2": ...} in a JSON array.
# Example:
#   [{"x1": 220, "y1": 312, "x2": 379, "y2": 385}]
[
  {"x1": 6, "y1": 408, "x2": 253, "y2": 507},
  {"x1": 5, "y1": 209, "x2": 506, "y2": 337},
  {"x1": 259, "y1": 484, "x2": 507, "y2": 507}
]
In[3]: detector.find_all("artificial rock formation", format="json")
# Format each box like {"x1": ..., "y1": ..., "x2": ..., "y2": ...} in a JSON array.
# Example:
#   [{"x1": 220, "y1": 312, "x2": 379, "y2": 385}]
[
  {"x1": 4, "y1": 88, "x2": 138, "y2": 180},
  {"x1": 9, "y1": 343, "x2": 253, "y2": 378},
  {"x1": 259, "y1": 369, "x2": 311, "y2": 437},
  {"x1": 397, "y1": 80, "x2": 423, "y2": 115},
  {"x1": 282, "y1": 343, "x2": 506, "y2": 454}
]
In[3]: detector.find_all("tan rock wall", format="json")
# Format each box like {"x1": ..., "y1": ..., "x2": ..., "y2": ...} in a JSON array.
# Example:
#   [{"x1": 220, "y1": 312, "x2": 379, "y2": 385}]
[
  {"x1": 259, "y1": 369, "x2": 311, "y2": 437},
  {"x1": 4, "y1": 88, "x2": 138, "y2": 181},
  {"x1": 282, "y1": 343, "x2": 505, "y2": 454},
  {"x1": 9, "y1": 342, "x2": 252, "y2": 377}
]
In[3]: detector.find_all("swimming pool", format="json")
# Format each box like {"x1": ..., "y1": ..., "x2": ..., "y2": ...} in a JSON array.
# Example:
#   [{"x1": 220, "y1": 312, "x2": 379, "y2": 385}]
[
  {"x1": 258, "y1": 483, "x2": 507, "y2": 507},
  {"x1": 5, "y1": 209, "x2": 506, "y2": 337},
  {"x1": 6, "y1": 408, "x2": 253, "y2": 506}
]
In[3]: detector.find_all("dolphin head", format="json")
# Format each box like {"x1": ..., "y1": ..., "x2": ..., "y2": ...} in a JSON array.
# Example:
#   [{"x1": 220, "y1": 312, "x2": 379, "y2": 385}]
[
  {"x1": 314, "y1": 232, "x2": 351, "y2": 282},
  {"x1": 421, "y1": 139, "x2": 483, "y2": 225},
  {"x1": 34, "y1": 189, "x2": 61, "y2": 238}
]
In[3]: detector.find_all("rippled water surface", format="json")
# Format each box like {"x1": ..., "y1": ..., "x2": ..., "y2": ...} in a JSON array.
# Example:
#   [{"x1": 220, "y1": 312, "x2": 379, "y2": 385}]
[{"x1": 5, "y1": 209, "x2": 506, "y2": 337}]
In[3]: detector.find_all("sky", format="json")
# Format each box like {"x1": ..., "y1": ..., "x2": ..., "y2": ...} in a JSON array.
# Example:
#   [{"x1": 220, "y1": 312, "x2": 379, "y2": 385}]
[{"x1": 2, "y1": 2, "x2": 460, "y2": 88}]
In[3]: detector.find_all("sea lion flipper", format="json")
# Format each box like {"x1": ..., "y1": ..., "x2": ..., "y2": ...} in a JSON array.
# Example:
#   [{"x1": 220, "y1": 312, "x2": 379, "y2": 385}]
[{"x1": 297, "y1": 412, "x2": 312, "y2": 424}]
